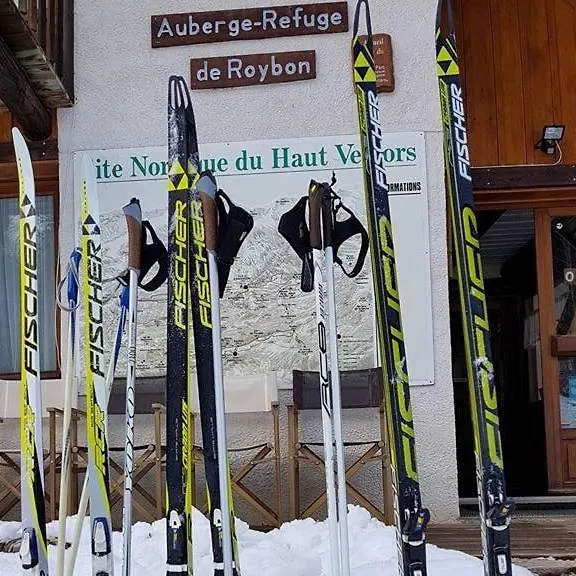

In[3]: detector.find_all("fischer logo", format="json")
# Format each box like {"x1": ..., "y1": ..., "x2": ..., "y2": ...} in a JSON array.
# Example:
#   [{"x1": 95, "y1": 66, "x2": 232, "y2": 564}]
[
  {"x1": 86, "y1": 238, "x2": 105, "y2": 378},
  {"x1": 450, "y1": 84, "x2": 472, "y2": 182},
  {"x1": 21, "y1": 221, "x2": 39, "y2": 377},
  {"x1": 367, "y1": 91, "x2": 388, "y2": 189},
  {"x1": 173, "y1": 200, "x2": 188, "y2": 331},
  {"x1": 190, "y1": 200, "x2": 212, "y2": 329}
]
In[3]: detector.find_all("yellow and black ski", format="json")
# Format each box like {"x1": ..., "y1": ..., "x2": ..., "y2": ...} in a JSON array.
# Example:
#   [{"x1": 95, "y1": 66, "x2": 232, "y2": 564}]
[
  {"x1": 14, "y1": 127, "x2": 50, "y2": 576},
  {"x1": 351, "y1": 3, "x2": 429, "y2": 575},
  {"x1": 435, "y1": 1, "x2": 512, "y2": 574},
  {"x1": 166, "y1": 75, "x2": 194, "y2": 576},
  {"x1": 81, "y1": 155, "x2": 114, "y2": 576}
]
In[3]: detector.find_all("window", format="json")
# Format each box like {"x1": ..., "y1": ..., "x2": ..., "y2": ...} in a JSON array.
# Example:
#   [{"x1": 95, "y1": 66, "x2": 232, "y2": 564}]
[{"x1": 0, "y1": 160, "x2": 59, "y2": 378}]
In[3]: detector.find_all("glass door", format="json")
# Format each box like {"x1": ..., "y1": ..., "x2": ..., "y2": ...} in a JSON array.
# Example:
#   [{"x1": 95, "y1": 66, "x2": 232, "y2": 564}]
[{"x1": 536, "y1": 208, "x2": 576, "y2": 492}]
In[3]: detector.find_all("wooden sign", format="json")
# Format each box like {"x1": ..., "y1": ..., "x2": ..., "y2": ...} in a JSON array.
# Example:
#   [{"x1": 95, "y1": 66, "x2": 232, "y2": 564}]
[
  {"x1": 360, "y1": 33, "x2": 395, "y2": 93},
  {"x1": 152, "y1": 3, "x2": 348, "y2": 48},
  {"x1": 190, "y1": 51, "x2": 316, "y2": 89}
]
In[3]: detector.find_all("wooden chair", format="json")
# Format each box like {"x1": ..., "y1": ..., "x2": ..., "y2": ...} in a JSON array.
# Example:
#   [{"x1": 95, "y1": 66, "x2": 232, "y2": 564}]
[
  {"x1": 287, "y1": 368, "x2": 394, "y2": 524},
  {"x1": 191, "y1": 372, "x2": 282, "y2": 529}
]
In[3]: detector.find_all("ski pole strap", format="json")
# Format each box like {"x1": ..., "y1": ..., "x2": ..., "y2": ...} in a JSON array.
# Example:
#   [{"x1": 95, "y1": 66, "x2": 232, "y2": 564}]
[
  {"x1": 278, "y1": 195, "x2": 314, "y2": 293},
  {"x1": 123, "y1": 197, "x2": 143, "y2": 272},
  {"x1": 331, "y1": 198, "x2": 369, "y2": 278},
  {"x1": 214, "y1": 188, "x2": 254, "y2": 297},
  {"x1": 138, "y1": 221, "x2": 169, "y2": 292},
  {"x1": 56, "y1": 248, "x2": 82, "y2": 312},
  {"x1": 353, "y1": 0, "x2": 373, "y2": 50}
]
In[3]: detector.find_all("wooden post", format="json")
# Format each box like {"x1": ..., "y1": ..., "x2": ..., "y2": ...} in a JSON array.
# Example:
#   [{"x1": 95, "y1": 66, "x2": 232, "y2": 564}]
[
  {"x1": 287, "y1": 404, "x2": 300, "y2": 520},
  {"x1": 379, "y1": 404, "x2": 394, "y2": 525},
  {"x1": 153, "y1": 403, "x2": 163, "y2": 520},
  {"x1": 272, "y1": 402, "x2": 281, "y2": 525},
  {"x1": 48, "y1": 408, "x2": 57, "y2": 522}
]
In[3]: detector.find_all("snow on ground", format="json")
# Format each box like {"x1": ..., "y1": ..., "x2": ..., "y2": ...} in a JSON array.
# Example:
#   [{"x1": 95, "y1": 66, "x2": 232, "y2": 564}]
[{"x1": 0, "y1": 505, "x2": 534, "y2": 575}]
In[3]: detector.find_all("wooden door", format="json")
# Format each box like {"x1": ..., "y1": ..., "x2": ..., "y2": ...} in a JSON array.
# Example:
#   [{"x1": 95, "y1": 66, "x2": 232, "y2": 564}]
[{"x1": 536, "y1": 207, "x2": 576, "y2": 491}]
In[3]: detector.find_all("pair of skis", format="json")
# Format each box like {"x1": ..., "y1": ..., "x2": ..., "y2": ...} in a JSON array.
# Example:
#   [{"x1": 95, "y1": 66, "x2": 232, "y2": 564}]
[
  {"x1": 279, "y1": 176, "x2": 369, "y2": 576},
  {"x1": 166, "y1": 75, "x2": 253, "y2": 576},
  {"x1": 352, "y1": 0, "x2": 512, "y2": 575}
]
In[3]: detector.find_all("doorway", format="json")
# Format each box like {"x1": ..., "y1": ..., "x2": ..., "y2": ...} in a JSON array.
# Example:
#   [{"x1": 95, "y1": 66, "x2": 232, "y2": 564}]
[{"x1": 451, "y1": 208, "x2": 548, "y2": 498}]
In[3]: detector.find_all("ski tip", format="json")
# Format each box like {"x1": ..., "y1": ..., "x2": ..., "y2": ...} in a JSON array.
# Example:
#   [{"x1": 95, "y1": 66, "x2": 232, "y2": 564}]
[
  {"x1": 353, "y1": 0, "x2": 371, "y2": 39},
  {"x1": 168, "y1": 75, "x2": 191, "y2": 110},
  {"x1": 11, "y1": 126, "x2": 25, "y2": 144}
]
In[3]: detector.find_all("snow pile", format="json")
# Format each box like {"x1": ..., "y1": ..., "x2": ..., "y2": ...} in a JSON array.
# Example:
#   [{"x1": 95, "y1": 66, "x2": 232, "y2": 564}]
[{"x1": 0, "y1": 506, "x2": 534, "y2": 575}]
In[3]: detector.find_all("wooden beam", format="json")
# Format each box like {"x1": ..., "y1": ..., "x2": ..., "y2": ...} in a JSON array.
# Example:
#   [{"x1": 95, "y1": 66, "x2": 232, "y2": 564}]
[
  {"x1": 0, "y1": 138, "x2": 57, "y2": 162},
  {"x1": 0, "y1": 34, "x2": 51, "y2": 141},
  {"x1": 473, "y1": 165, "x2": 576, "y2": 190}
]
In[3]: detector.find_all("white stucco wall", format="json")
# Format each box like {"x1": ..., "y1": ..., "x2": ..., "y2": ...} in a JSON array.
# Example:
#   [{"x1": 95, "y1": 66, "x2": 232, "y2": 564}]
[{"x1": 0, "y1": 0, "x2": 459, "y2": 521}]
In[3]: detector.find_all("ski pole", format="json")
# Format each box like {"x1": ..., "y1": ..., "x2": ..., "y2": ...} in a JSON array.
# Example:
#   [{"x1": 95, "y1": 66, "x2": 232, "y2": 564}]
[
  {"x1": 198, "y1": 173, "x2": 235, "y2": 576},
  {"x1": 65, "y1": 285, "x2": 129, "y2": 576},
  {"x1": 321, "y1": 186, "x2": 350, "y2": 576},
  {"x1": 56, "y1": 249, "x2": 82, "y2": 576},
  {"x1": 121, "y1": 198, "x2": 143, "y2": 576},
  {"x1": 308, "y1": 182, "x2": 342, "y2": 576}
]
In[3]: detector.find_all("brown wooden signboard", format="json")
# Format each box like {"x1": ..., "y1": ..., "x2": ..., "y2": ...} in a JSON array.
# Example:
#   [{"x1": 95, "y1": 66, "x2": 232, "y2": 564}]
[
  {"x1": 190, "y1": 51, "x2": 316, "y2": 89},
  {"x1": 152, "y1": 3, "x2": 348, "y2": 48},
  {"x1": 360, "y1": 33, "x2": 395, "y2": 93}
]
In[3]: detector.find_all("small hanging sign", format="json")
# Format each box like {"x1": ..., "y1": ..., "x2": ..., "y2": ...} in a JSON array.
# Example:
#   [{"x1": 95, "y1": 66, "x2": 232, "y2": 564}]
[{"x1": 360, "y1": 33, "x2": 395, "y2": 93}]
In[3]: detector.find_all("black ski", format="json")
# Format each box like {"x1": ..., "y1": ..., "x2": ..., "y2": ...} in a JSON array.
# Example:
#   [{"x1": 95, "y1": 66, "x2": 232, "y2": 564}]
[
  {"x1": 435, "y1": 1, "x2": 513, "y2": 575},
  {"x1": 351, "y1": 2, "x2": 429, "y2": 575},
  {"x1": 166, "y1": 76, "x2": 194, "y2": 576}
]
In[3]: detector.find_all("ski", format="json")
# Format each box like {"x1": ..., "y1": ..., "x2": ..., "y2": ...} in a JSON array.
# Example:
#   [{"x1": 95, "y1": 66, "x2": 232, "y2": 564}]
[
  {"x1": 166, "y1": 75, "x2": 194, "y2": 576},
  {"x1": 351, "y1": 2, "x2": 430, "y2": 575},
  {"x1": 435, "y1": 1, "x2": 513, "y2": 574},
  {"x1": 80, "y1": 155, "x2": 114, "y2": 576},
  {"x1": 13, "y1": 126, "x2": 50, "y2": 576}
]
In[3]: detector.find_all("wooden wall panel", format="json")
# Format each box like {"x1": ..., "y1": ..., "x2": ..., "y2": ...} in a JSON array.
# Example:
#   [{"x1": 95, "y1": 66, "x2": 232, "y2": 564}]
[
  {"x1": 551, "y1": 0, "x2": 576, "y2": 163},
  {"x1": 461, "y1": 0, "x2": 499, "y2": 166},
  {"x1": 456, "y1": 0, "x2": 576, "y2": 167},
  {"x1": 490, "y1": 0, "x2": 526, "y2": 165},
  {"x1": 520, "y1": 0, "x2": 556, "y2": 165}
]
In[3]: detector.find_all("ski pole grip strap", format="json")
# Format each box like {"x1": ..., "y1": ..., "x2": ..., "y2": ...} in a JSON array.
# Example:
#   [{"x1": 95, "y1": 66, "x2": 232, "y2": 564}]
[
  {"x1": 123, "y1": 198, "x2": 142, "y2": 271},
  {"x1": 308, "y1": 181, "x2": 323, "y2": 249}
]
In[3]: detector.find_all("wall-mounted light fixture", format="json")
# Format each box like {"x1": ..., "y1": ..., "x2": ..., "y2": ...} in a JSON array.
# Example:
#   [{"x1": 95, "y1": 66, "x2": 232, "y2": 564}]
[{"x1": 535, "y1": 125, "x2": 565, "y2": 155}]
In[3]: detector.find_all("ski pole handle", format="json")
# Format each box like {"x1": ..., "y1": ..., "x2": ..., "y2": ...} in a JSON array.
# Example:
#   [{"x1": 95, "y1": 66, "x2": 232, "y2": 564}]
[
  {"x1": 123, "y1": 198, "x2": 142, "y2": 272},
  {"x1": 197, "y1": 171, "x2": 219, "y2": 251},
  {"x1": 308, "y1": 181, "x2": 323, "y2": 250},
  {"x1": 321, "y1": 186, "x2": 334, "y2": 249}
]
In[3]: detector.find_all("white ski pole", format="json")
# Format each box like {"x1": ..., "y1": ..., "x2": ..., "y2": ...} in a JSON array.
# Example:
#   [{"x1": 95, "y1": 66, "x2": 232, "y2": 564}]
[
  {"x1": 65, "y1": 285, "x2": 129, "y2": 576},
  {"x1": 308, "y1": 182, "x2": 341, "y2": 576},
  {"x1": 56, "y1": 249, "x2": 82, "y2": 576},
  {"x1": 198, "y1": 173, "x2": 235, "y2": 576},
  {"x1": 322, "y1": 189, "x2": 351, "y2": 576},
  {"x1": 121, "y1": 198, "x2": 143, "y2": 576}
]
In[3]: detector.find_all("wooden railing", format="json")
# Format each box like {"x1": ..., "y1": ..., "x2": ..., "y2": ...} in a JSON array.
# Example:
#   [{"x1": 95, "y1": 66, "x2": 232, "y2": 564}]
[{"x1": 13, "y1": 0, "x2": 74, "y2": 98}]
